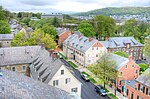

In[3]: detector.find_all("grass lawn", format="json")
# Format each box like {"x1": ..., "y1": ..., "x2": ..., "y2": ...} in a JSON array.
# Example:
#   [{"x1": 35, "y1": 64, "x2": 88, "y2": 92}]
[
  {"x1": 68, "y1": 61, "x2": 78, "y2": 69},
  {"x1": 108, "y1": 93, "x2": 117, "y2": 99},
  {"x1": 58, "y1": 52, "x2": 68, "y2": 60}
]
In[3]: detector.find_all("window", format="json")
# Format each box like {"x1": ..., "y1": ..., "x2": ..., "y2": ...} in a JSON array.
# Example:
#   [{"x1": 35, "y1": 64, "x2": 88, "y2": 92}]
[
  {"x1": 65, "y1": 78, "x2": 70, "y2": 84},
  {"x1": 120, "y1": 72, "x2": 123, "y2": 76},
  {"x1": 138, "y1": 84, "x2": 140, "y2": 90},
  {"x1": 131, "y1": 92, "x2": 134, "y2": 99},
  {"x1": 12, "y1": 67, "x2": 16, "y2": 71},
  {"x1": 125, "y1": 65, "x2": 128, "y2": 69},
  {"x1": 146, "y1": 88, "x2": 148, "y2": 95},
  {"x1": 22, "y1": 66, "x2": 26, "y2": 71},
  {"x1": 136, "y1": 70, "x2": 138, "y2": 74},
  {"x1": 61, "y1": 70, "x2": 64, "y2": 75},
  {"x1": 137, "y1": 96, "x2": 139, "y2": 99},
  {"x1": 96, "y1": 54, "x2": 98, "y2": 57},
  {"x1": 71, "y1": 88, "x2": 78, "y2": 92},
  {"x1": 53, "y1": 80, "x2": 59, "y2": 86},
  {"x1": 143, "y1": 86, "x2": 145, "y2": 93},
  {"x1": 132, "y1": 64, "x2": 134, "y2": 67},
  {"x1": 126, "y1": 89, "x2": 129, "y2": 96},
  {"x1": 140, "y1": 85, "x2": 143, "y2": 92},
  {"x1": 97, "y1": 47, "x2": 98, "y2": 50}
]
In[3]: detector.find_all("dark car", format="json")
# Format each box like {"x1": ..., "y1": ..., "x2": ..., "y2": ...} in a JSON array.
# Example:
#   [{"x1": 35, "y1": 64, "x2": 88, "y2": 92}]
[
  {"x1": 95, "y1": 85, "x2": 107, "y2": 96},
  {"x1": 81, "y1": 74, "x2": 90, "y2": 81}
]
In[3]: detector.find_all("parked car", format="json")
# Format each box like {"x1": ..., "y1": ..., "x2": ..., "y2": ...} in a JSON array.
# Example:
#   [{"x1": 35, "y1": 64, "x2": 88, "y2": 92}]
[
  {"x1": 95, "y1": 85, "x2": 107, "y2": 96},
  {"x1": 81, "y1": 74, "x2": 90, "y2": 81}
]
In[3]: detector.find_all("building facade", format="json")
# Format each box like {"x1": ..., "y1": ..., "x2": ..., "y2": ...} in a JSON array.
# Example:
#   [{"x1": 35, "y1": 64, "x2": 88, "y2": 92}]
[
  {"x1": 101, "y1": 37, "x2": 144, "y2": 61},
  {"x1": 41, "y1": 13, "x2": 63, "y2": 22},
  {"x1": 63, "y1": 32, "x2": 107, "y2": 66},
  {"x1": 0, "y1": 34, "x2": 14, "y2": 47},
  {"x1": 121, "y1": 68, "x2": 150, "y2": 99}
]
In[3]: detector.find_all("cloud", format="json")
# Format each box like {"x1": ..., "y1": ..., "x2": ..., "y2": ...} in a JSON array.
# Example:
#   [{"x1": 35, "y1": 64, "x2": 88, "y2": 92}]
[{"x1": 0, "y1": 0, "x2": 150, "y2": 12}]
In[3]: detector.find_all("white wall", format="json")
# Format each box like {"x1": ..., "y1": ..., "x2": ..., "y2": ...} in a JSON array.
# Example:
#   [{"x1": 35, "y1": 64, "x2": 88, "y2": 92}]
[{"x1": 48, "y1": 65, "x2": 82, "y2": 97}]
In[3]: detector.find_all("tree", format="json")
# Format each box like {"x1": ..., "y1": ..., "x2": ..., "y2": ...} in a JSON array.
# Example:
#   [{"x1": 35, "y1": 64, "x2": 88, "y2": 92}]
[
  {"x1": 138, "y1": 63, "x2": 149, "y2": 73},
  {"x1": 0, "y1": 6, "x2": 6, "y2": 20},
  {"x1": 94, "y1": 15, "x2": 116, "y2": 40},
  {"x1": 21, "y1": 17, "x2": 31, "y2": 25},
  {"x1": 114, "y1": 51, "x2": 129, "y2": 58},
  {"x1": 52, "y1": 17, "x2": 61, "y2": 27},
  {"x1": 77, "y1": 21, "x2": 96, "y2": 37},
  {"x1": 0, "y1": 20, "x2": 11, "y2": 34},
  {"x1": 41, "y1": 24, "x2": 56, "y2": 39},
  {"x1": 88, "y1": 52, "x2": 117, "y2": 88},
  {"x1": 144, "y1": 39, "x2": 150, "y2": 58},
  {"x1": 11, "y1": 29, "x2": 57, "y2": 49}
]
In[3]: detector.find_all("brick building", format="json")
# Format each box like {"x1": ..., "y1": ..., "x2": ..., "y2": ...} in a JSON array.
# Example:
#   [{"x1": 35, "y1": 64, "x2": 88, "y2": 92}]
[
  {"x1": 101, "y1": 37, "x2": 144, "y2": 61},
  {"x1": 56, "y1": 28, "x2": 71, "y2": 46},
  {"x1": 121, "y1": 68, "x2": 150, "y2": 99}
]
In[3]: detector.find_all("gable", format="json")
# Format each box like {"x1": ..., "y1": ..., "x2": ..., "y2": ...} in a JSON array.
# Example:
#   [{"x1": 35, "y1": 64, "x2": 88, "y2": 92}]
[{"x1": 92, "y1": 41, "x2": 103, "y2": 47}]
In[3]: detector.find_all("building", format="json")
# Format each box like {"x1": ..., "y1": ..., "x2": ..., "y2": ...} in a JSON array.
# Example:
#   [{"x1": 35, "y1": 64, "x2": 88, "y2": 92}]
[
  {"x1": 110, "y1": 54, "x2": 140, "y2": 91},
  {"x1": 41, "y1": 13, "x2": 63, "y2": 22},
  {"x1": 0, "y1": 69, "x2": 71, "y2": 99},
  {"x1": 0, "y1": 46, "x2": 82, "y2": 97},
  {"x1": 0, "y1": 34, "x2": 14, "y2": 47},
  {"x1": 121, "y1": 68, "x2": 150, "y2": 99},
  {"x1": 101, "y1": 37, "x2": 144, "y2": 61},
  {"x1": 56, "y1": 28, "x2": 71, "y2": 46},
  {"x1": 63, "y1": 32, "x2": 107, "y2": 66}
]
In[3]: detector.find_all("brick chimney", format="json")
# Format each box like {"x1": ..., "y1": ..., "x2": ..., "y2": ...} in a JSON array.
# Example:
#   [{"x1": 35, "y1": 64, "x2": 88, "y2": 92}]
[
  {"x1": 89, "y1": 37, "x2": 93, "y2": 42},
  {"x1": 128, "y1": 55, "x2": 132, "y2": 62}
]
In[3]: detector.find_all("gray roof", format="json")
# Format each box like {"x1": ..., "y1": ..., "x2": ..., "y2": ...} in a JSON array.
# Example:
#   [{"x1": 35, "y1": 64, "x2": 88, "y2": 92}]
[
  {"x1": 56, "y1": 28, "x2": 67, "y2": 36},
  {"x1": 0, "y1": 34, "x2": 14, "y2": 41},
  {"x1": 0, "y1": 69, "x2": 71, "y2": 99},
  {"x1": 63, "y1": 32, "x2": 98, "y2": 53},
  {"x1": 0, "y1": 46, "x2": 41, "y2": 66},
  {"x1": 136, "y1": 68, "x2": 150, "y2": 88},
  {"x1": 145, "y1": 35, "x2": 150, "y2": 39},
  {"x1": 122, "y1": 80, "x2": 136, "y2": 89},
  {"x1": 111, "y1": 54, "x2": 129, "y2": 70},
  {"x1": 100, "y1": 37, "x2": 144, "y2": 48}
]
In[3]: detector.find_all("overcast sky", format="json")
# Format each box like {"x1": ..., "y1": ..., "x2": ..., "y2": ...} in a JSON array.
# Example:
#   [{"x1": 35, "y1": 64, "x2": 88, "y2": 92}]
[{"x1": 0, "y1": 0, "x2": 150, "y2": 13}]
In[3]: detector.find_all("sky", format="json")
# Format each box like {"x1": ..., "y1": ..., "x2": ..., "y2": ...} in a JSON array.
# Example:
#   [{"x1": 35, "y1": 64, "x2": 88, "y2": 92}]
[{"x1": 0, "y1": 0, "x2": 150, "y2": 13}]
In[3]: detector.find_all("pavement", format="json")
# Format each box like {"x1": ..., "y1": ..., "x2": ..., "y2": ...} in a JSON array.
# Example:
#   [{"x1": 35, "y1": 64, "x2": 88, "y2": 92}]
[{"x1": 60, "y1": 59, "x2": 110, "y2": 99}]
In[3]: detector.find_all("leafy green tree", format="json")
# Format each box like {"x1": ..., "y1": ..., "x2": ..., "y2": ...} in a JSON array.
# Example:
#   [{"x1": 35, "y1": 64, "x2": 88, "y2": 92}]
[
  {"x1": 138, "y1": 63, "x2": 149, "y2": 73},
  {"x1": 144, "y1": 39, "x2": 150, "y2": 58},
  {"x1": 88, "y1": 52, "x2": 117, "y2": 88},
  {"x1": 21, "y1": 17, "x2": 31, "y2": 25},
  {"x1": 41, "y1": 24, "x2": 56, "y2": 39},
  {"x1": 0, "y1": 6, "x2": 6, "y2": 20},
  {"x1": 77, "y1": 21, "x2": 96, "y2": 37},
  {"x1": 52, "y1": 17, "x2": 61, "y2": 27},
  {"x1": 11, "y1": 29, "x2": 57, "y2": 49},
  {"x1": 0, "y1": 20, "x2": 11, "y2": 34},
  {"x1": 94, "y1": 15, "x2": 116, "y2": 40}
]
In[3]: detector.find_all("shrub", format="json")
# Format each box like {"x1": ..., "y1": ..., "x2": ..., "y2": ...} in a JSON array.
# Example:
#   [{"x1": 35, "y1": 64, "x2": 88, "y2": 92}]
[{"x1": 114, "y1": 51, "x2": 129, "y2": 58}]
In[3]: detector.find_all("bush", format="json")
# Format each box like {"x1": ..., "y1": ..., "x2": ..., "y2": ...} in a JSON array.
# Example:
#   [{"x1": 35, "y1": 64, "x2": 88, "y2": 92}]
[
  {"x1": 58, "y1": 52, "x2": 68, "y2": 60},
  {"x1": 138, "y1": 63, "x2": 149, "y2": 73},
  {"x1": 108, "y1": 93, "x2": 117, "y2": 99},
  {"x1": 114, "y1": 51, "x2": 129, "y2": 58}
]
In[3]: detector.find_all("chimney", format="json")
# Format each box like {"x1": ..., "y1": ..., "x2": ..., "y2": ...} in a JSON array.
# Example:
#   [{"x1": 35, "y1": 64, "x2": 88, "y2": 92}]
[
  {"x1": 128, "y1": 55, "x2": 132, "y2": 61},
  {"x1": 89, "y1": 37, "x2": 93, "y2": 42},
  {"x1": 39, "y1": 43, "x2": 45, "y2": 49},
  {"x1": 106, "y1": 36, "x2": 110, "y2": 41}
]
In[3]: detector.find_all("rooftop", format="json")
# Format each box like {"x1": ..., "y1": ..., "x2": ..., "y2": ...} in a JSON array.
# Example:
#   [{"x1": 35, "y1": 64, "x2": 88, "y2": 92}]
[
  {"x1": 0, "y1": 34, "x2": 14, "y2": 40},
  {"x1": 0, "y1": 69, "x2": 71, "y2": 99},
  {"x1": 122, "y1": 80, "x2": 136, "y2": 89}
]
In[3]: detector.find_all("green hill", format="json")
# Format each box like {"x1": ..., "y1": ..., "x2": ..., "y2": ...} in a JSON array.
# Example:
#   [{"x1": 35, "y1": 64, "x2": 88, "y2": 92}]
[{"x1": 73, "y1": 7, "x2": 150, "y2": 16}]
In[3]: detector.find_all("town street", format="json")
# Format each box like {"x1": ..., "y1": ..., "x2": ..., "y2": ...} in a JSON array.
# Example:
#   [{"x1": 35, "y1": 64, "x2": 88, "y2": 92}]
[{"x1": 60, "y1": 59, "x2": 110, "y2": 99}]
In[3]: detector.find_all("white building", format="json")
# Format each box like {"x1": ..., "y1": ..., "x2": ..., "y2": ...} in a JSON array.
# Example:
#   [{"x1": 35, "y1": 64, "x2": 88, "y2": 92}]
[{"x1": 63, "y1": 32, "x2": 107, "y2": 66}]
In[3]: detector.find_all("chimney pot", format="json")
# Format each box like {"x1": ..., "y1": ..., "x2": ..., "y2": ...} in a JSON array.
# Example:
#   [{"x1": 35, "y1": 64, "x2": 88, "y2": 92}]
[{"x1": 128, "y1": 55, "x2": 132, "y2": 61}]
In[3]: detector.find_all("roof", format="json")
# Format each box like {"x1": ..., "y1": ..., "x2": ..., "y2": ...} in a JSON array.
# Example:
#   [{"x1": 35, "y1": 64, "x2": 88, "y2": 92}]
[
  {"x1": 145, "y1": 35, "x2": 150, "y2": 39},
  {"x1": 0, "y1": 69, "x2": 71, "y2": 99},
  {"x1": 0, "y1": 34, "x2": 14, "y2": 41},
  {"x1": 0, "y1": 46, "x2": 41, "y2": 66},
  {"x1": 122, "y1": 80, "x2": 136, "y2": 89},
  {"x1": 136, "y1": 68, "x2": 150, "y2": 88},
  {"x1": 111, "y1": 54, "x2": 129, "y2": 70},
  {"x1": 56, "y1": 28, "x2": 67, "y2": 36},
  {"x1": 63, "y1": 32, "x2": 98, "y2": 53},
  {"x1": 100, "y1": 37, "x2": 144, "y2": 48}
]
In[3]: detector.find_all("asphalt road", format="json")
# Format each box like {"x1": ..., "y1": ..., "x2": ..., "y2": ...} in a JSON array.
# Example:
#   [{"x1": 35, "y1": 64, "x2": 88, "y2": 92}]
[{"x1": 60, "y1": 59, "x2": 110, "y2": 99}]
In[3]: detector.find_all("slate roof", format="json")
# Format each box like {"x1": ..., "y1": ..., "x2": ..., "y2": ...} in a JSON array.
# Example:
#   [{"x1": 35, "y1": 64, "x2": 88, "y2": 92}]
[
  {"x1": 56, "y1": 28, "x2": 67, "y2": 36},
  {"x1": 0, "y1": 69, "x2": 71, "y2": 99},
  {"x1": 136, "y1": 68, "x2": 150, "y2": 88},
  {"x1": 0, "y1": 46, "x2": 41, "y2": 66},
  {"x1": 145, "y1": 35, "x2": 150, "y2": 39},
  {"x1": 0, "y1": 34, "x2": 14, "y2": 41},
  {"x1": 111, "y1": 54, "x2": 129, "y2": 70},
  {"x1": 100, "y1": 37, "x2": 144, "y2": 48},
  {"x1": 122, "y1": 80, "x2": 136, "y2": 89},
  {"x1": 63, "y1": 32, "x2": 98, "y2": 53}
]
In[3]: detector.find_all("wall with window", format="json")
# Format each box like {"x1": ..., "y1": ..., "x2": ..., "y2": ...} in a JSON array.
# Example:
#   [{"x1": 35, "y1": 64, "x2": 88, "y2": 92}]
[
  {"x1": 48, "y1": 65, "x2": 81, "y2": 97},
  {"x1": 0, "y1": 40, "x2": 12, "y2": 47}
]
